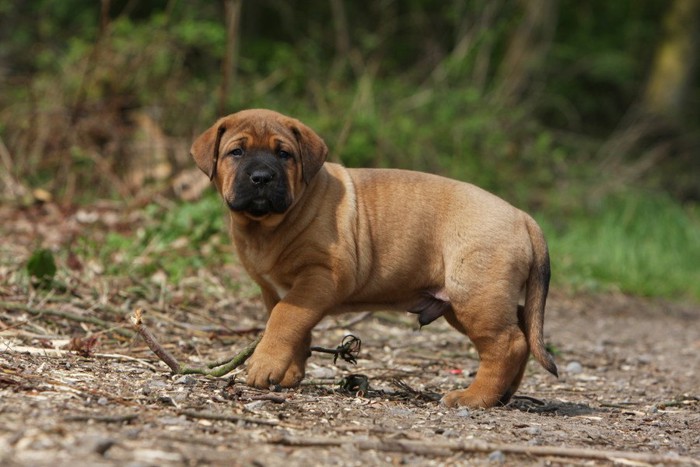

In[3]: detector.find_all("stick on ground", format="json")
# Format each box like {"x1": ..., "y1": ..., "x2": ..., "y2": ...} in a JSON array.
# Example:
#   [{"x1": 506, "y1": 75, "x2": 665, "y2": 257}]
[
  {"x1": 2, "y1": 300, "x2": 134, "y2": 338},
  {"x1": 131, "y1": 308, "x2": 260, "y2": 376},
  {"x1": 270, "y1": 435, "x2": 700, "y2": 465}
]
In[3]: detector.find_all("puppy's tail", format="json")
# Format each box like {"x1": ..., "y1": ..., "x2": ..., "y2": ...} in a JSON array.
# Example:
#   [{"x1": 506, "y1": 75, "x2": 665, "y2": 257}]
[{"x1": 522, "y1": 214, "x2": 558, "y2": 377}]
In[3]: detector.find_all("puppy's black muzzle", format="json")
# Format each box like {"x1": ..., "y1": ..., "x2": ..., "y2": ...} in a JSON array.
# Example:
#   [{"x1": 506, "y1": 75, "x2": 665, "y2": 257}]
[
  {"x1": 249, "y1": 168, "x2": 275, "y2": 186},
  {"x1": 228, "y1": 152, "x2": 290, "y2": 217}
]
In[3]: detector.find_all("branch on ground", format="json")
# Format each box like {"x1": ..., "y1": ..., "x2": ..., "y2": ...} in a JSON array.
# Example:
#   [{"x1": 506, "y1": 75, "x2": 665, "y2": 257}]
[
  {"x1": 270, "y1": 435, "x2": 700, "y2": 466},
  {"x1": 130, "y1": 308, "x2": 260, "y2": 377}
]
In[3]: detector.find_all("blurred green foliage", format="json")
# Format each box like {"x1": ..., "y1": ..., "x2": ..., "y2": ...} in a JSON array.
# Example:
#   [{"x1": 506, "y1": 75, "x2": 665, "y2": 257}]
[
  {"x1": 542, "y1": 194, "x2": 700, "y2": 301},
  {"x1": 26, "y1": 248, "x2": 57, "y2": 290},
  {"x1": 82, "y1": 194, "x2": 229, "y2": 283}
]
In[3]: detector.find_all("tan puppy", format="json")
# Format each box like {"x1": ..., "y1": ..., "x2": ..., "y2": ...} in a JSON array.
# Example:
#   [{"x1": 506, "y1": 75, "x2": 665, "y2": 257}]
[{"x1": 190, "y1": 109, "x2": 557, "y2": 408}]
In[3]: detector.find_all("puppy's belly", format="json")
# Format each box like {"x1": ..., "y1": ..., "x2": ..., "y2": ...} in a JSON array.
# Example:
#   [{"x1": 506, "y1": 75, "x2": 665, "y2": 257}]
[{"x1": 333, "y1": 288, "x2": 451, "y2": 325}]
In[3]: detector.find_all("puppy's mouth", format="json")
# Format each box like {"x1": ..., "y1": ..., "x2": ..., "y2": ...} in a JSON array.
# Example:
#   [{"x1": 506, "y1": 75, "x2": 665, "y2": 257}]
[
  {"x1": 246, "y1": 198, "x2": 273, "y2": 217},
  {"x1": 227, "y1": 195, "x2": 288, "y2": 218}
]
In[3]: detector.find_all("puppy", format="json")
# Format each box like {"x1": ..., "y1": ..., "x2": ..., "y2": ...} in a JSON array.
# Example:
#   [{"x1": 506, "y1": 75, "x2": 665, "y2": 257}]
[{"x1": 190, "y1": 109, "x2": 557, "y2": 408}]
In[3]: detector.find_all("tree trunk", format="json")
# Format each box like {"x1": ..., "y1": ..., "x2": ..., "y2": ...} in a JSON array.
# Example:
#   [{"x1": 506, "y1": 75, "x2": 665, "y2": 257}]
[
  {"x1": 597, "y1": 0, "x2": 700, "y2": 201},
  {"x1": 641, "y1": 0, "x2": 700, "y2": 119},
  {"x1": 219, "y1": 0, "x2": 243, "y2": 116},
  {"x1": 497, "y1": 0, "x2": 558, "y2": 104}
]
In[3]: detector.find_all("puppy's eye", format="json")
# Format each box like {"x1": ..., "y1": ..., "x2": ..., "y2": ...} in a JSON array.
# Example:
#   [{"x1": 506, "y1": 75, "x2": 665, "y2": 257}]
[
  {"x1": 229, "y1": 148, "x2": 244, "y2": 157},
  {"x1": 278, "y1": 150, "x2": 292, "y2": 160}
]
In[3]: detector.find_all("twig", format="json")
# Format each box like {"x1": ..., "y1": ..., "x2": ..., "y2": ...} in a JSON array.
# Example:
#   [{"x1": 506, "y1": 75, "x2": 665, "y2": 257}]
[
  {"x1": 130, "y1": 308, "x2": 260, "y2": 376},
  {"x1": 4, "y1": 371, "x2": 136, "y2": 405},
  {"x1": 247, "y1": 394, "x2": 287, "y2": 404},
  {"x1": 300, "y1": 379, "x2": 340, "y2": 386},
  {"x1": 310, "y1": 334, "x2": 361, "y2": 364},
  {"x1": 511, "y1": 395, "x2": 546, "y2": 406},
  {"x1": 1, "y1": 300, "x2": 134, "y2": 338},
  {"x1": 600, "y1": 402, "x2": 637, "y2": 409},
  {"x1": 179, "y1": 409, "x2": 279, "y2": 427},
  {"x1": 219, "y1": 0, "x2": 243, "y2": 115},
  {"x1": 317, "y1": 311, "x2": 371, "y2": 330},
  {"x1": 1, "y1": 341, "x2": 160, "y2": 371},
  {"x1": 179, "y1": 335, "x2": 259, "y2": 377},
  {"x1": 63, "y1": 413, "x2": 138, "y2": 424},
  {"x1": 269, "y1": 435, "x2": 700, "y2": 465},
  {"x1": 391, "y1": 379, "x2": 442, "y2": 402},
  {"x1": 131, "y1": 308, "x2": 180, "y2": 372}
]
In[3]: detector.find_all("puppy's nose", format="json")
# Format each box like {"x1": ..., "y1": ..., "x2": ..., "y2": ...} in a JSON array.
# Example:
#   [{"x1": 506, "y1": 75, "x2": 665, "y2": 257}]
[{"x1": 249, "y1": 169, "x2": 274, "y2": 186}]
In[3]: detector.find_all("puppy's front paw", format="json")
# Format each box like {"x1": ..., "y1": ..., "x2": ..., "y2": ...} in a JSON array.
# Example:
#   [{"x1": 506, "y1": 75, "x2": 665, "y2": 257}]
[
  {"x1": 246, "y1": 349, "x2": 287, "y2": 388},
  {"x1": 246, "y1": 341, "x2": 306, "y2": 389},
  {"x1": 441, "y1": 388, "x2": 499, "y2": 409}
]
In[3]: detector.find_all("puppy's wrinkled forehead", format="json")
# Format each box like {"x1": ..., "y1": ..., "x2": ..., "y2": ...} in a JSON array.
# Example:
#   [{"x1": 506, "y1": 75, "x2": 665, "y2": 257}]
[
  {"x1": 191, "y1": 108, "x2": 328, "y2": 184},
  {"x1": 225, "y1": 110, "x2": 295, "y2": 146}
]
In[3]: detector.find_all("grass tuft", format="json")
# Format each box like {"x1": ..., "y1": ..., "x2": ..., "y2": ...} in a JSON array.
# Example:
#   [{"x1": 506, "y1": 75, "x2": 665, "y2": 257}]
[
  {"x1": 77, "y1": 193, "x2": 233, "y2": 284},
  {"x1": 542, "y1": 192, "x2": 700, "y2": 301}
]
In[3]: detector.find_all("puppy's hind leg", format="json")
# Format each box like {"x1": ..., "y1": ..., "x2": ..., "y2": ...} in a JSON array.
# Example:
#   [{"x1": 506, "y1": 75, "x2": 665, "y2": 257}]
[
  {"x1": 442, "y1": 292, "x2": 529, "y2": 408},
  {"x1": 497, "y1": 305, "x2": 535, "y2": 403}
]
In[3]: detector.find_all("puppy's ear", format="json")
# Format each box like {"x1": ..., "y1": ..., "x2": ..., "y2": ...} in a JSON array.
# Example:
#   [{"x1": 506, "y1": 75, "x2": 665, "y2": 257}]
[
  {"x1": 190, "y1": 121, "x2": 227, "y2": 181},
  {"x1": 290, "y1": 120, "x2": 328, "y2": 184}
]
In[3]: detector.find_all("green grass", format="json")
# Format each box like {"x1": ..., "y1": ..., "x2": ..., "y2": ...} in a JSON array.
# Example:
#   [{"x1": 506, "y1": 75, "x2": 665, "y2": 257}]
[
  {"x1": 75, "y1": 193, "x2": 232, "y2": 284},
  {"x1": 541, "y1": 192, "x2": 700, "y2": 301}
]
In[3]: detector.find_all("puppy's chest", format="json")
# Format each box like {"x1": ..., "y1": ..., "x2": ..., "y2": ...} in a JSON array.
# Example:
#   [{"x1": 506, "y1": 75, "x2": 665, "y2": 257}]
[
  {"x1": 236, "y1": 241, "x2": 288, "y2": 295},
  {"x1": 261, "y1": 273, "x2": 291, "y2": 300}
]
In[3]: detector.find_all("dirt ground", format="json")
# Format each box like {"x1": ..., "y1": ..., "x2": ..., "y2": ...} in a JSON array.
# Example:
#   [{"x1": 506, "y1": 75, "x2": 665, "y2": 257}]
[{"x1": 1, "y1": 205, "x2": 699, "y2": 466}]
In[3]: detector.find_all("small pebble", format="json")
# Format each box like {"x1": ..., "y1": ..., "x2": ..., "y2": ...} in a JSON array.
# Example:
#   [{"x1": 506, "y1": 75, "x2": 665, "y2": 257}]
[
  {"x1": 97, "y1": 397, "x2": 109, "y2": 406},
  {"x1": 455, "y1": 409, "x2": 470, "y2": 418},
  {"x1": 93, "y1": 438, "x2": 116, "y2": 456},
  {"x1": 124, "y1": 428, "x2": 142, "y2": 439},
  {"x1": 565, "y1": 361, "x2": 583, "y2": 374},
  {"x1": 147, "y1": 379, "x2": 169, "y2": 389},
  {"x1": 172, "y1": 390, "x2": 190, "y2": 403},
  {"x1": 307, "y1": 366, "x2": 336, "y2": 379},
  {"x1": 78, "y1": 435, "x2": 115, "y2": 456},
  {"x1": 158, "y1": 415, "x2": 186, "y2": 426},
  {"x1": 157, "y1": 395, "x2": 176, "y2": 406},
  {"x1": 244, "y1": 400, "x2": 268, "y2": 411},
  {"x1": 173, "y1": 375, "x2": 196, "y2": 386},
  {"x1": 487, "y1": 450, "x2": 506, "y2": 464},
  {"x1": 637, "y1": 354, "x2": 653, "y2": 364},
  {"x1": 388, "y1": 407, "x2": 414, "y2": 417}
]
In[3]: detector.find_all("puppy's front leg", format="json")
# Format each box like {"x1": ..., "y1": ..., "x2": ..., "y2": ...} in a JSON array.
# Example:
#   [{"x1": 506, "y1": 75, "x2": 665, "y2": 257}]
[
  {"x1": 247, "y1": 303, "x2": 321, "y2": 388},
  {"x1": 246, "y1": 273, "x2": 336, "y2": 388}
]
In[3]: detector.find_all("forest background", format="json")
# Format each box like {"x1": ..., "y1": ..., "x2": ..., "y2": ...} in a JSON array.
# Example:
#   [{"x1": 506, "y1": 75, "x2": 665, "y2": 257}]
[{"x1": 0, "y1": 0, "x2": 699, "y2": 302}]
